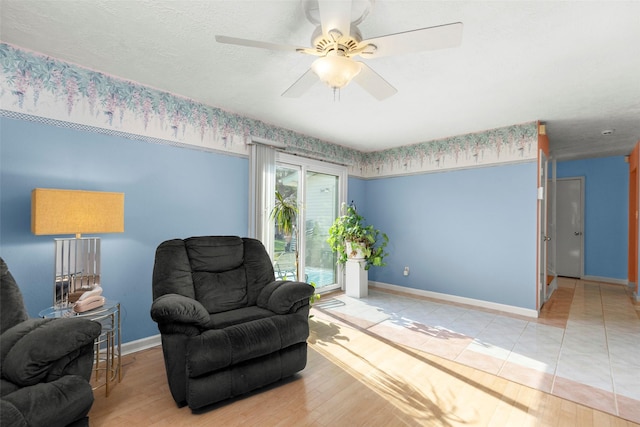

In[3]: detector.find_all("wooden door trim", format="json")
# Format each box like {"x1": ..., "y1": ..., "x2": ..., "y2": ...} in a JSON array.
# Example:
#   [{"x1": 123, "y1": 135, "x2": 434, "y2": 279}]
[
  {"x1": 629, "y1": 142, "x2": 639, "y2": 292},
  {"x1": 536, "y1": 122, "x2": 549, "y2": 311}
]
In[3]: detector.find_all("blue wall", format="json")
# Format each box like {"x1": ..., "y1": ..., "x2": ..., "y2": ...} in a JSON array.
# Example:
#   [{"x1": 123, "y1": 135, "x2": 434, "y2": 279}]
[
  {"x1": 347, "y1": 176, "x2": 366, "y2": 208},
  {"x1": 0, "y1": 118, "x2": 248, "y2": 343},
  {"x1": 0, "y1": 115, "x2": 542, "y2": 345},
  {"x1": 353, "y1": 163, "x2": 539, "y2": 310},
  {"x1": 556, "y1": 156, "x2": 628, "y2": 280}
]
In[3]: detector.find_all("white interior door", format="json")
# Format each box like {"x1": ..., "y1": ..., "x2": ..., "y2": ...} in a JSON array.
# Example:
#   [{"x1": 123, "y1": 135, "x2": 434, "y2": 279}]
[
  {"x1": 556, "y1": 177, "x2": 584, "y2": 278},
  {"x1": 547, "y1": 175, "x2": 557, "y2": 282}
]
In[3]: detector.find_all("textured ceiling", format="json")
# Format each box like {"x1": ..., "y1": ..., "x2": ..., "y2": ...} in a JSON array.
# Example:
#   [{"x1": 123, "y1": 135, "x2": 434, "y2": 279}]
[{"x1": 1, "y1": 0, "x2": 639, "y2": 160}]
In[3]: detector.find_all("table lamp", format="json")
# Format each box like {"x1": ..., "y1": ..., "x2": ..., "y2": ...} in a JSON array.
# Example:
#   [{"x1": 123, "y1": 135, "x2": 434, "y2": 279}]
[{"x1": 31, "y1": 188, "x2": 124, "y2": 308}]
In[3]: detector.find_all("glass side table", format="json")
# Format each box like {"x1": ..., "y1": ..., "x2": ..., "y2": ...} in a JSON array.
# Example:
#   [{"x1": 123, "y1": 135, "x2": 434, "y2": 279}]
[{"x1": 39, "y1": 300, "x2": 122, "y2": 397}]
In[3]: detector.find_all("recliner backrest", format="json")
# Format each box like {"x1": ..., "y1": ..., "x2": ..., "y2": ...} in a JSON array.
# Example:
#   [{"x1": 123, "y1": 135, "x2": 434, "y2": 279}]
[
  {"x1": 186, "y1": 236, "x2": 248, "y2": 313},
  {"x1": 152, "y1": 236, "x2": 276, "y2": 314},
  {"x1": 0, "y1": 258, "x2": 30, "y2": 335}
]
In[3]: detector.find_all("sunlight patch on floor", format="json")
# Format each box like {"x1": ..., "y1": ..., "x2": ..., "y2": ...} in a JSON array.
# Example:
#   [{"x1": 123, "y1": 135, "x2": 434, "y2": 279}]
[{"x1": 309, "y1": 313, "x2": 545, "y2": 426}]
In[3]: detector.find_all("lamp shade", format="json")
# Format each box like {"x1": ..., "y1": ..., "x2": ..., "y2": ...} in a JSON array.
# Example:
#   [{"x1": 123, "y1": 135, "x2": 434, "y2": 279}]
[
  {"x1": 31, "y1": 188, "x2": 124, "y2": 236},
  {"x1": 311, "y1": 54, "x2": 362, "y2": 89}
]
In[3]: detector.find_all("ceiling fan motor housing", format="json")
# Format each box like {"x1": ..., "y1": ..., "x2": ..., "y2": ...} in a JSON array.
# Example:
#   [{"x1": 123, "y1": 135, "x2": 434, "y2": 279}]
[{"x1": 311, "y1": 26, "x2": 364, "y2": 57}]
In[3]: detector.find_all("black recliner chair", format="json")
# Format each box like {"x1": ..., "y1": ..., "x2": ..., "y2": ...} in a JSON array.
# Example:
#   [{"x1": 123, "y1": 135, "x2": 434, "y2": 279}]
[
  {"x1": 0, "y1": 258, "x2": 102, "y2": 427},
  {"x1": 150, "y1": 236, "x2": 315, "y2": 410}
]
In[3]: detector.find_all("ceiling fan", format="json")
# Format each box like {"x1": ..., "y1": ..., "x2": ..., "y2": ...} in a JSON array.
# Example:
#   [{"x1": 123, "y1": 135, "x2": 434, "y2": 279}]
[{"x1": 215, "y1": 0, "x2": 463, "y2": 100}]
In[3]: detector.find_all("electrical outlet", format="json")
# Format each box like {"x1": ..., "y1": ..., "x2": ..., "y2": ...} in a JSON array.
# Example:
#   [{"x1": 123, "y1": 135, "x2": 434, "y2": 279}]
[{"x1": 403, "y1": 266, "x2": 410, "y2": 276}]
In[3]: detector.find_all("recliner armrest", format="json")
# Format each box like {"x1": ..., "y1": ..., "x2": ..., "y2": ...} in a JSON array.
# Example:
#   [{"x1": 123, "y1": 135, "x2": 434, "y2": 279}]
[
  {"x1": 1, "y1": 318, "x2": 101, "y2": 387},
  {"x1": 150, "y1": 294, "x2": 210, "y2": 326},
  {"x1": 257, "y1": 281, "x2": 315, "y2": 314},
  {"x1": 1, "y1": 375, "x2": 94, "y2": 427}
]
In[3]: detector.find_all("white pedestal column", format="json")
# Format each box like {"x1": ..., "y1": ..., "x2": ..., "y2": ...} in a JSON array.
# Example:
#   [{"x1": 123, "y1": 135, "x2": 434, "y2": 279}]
[{"x1": 345, "y1": 259, "x2": 368, "y2": 298}]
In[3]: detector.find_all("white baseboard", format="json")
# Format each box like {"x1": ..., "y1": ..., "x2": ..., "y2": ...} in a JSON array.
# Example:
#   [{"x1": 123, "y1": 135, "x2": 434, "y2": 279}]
[
  {"x1": 369, "y1": 281, "x2": 539, "y2": 319},
  {"x1": 122, "y1": 334, "x2": 161, "y2": 356},
  {"x1": 581, "y1": 275, "x2": 628, "y2": 286},
  {"x1": 121, "y1": 278, "x2": 556, "y2": 353}
]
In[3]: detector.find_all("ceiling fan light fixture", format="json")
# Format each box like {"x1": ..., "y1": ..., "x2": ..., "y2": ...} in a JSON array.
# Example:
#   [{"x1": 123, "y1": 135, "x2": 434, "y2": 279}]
[{"x1": 311, "y1": 54, "x2": 362, "y2": 89}]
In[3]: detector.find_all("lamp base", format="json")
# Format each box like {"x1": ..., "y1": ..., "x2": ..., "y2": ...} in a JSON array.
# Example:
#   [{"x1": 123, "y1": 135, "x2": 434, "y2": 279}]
[{"x1": 53, "y1": 237, "x2": 101, "y2": 308}]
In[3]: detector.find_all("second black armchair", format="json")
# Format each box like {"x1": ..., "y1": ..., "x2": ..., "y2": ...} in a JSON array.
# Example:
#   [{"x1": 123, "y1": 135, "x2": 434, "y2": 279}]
[{"x1": 0, "y1": 258, "x2": 101, "y2": 427}]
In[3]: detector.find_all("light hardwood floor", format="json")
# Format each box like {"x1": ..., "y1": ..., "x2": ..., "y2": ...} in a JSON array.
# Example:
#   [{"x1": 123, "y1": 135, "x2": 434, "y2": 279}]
[{"x1": 89, "y1": 297, "x2": 640, "y2": 426}]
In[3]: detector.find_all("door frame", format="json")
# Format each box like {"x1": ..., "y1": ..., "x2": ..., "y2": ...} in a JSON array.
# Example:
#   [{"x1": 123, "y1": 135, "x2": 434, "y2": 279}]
[{"x1": 538, "y1": 149, "x2": 549, "y2": 309}]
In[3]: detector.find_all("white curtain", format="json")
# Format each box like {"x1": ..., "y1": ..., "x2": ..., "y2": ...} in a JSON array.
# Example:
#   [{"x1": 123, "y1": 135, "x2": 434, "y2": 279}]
[{"x1": 248, "y1": 141, "x2": 276, "y2": 255}]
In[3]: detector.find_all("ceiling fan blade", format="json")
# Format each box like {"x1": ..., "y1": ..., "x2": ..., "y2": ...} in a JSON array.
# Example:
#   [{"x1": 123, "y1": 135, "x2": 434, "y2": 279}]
[
  {"x1": 215, "y1": 35, "x2": 305, "y2": 52},
  {"x1": 359, "y1": 22, "x2": 463, "y2": 59},
  {"x1": 318, "y1": 0, "x2": 352, "y2": 37},
  {"x1": 352, "y1": 63, "x2": 397, "y2": 101},
  {"x1": 282, "y1": 69, "x2": 318, "y2": 98}
]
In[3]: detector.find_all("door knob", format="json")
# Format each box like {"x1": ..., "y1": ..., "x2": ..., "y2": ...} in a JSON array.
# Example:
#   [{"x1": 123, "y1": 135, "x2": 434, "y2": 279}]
[{"x1": 574, "y1": 231, "x2": 583, "y2": 236}]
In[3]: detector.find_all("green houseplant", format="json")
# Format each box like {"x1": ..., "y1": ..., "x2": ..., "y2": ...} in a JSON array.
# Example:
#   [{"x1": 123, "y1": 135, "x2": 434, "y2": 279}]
[
  {"x1": 271, "y1": 190, "x2": 298, "y2": 238},
  {"x1": 327, "y1": 202, "x2": 389, "y2": 270}
]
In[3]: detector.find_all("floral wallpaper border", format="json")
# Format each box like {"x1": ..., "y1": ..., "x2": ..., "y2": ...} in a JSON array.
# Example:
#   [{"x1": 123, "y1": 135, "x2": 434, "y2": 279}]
[
  {"x1": 0, "y1": 43, "x2": 538, "y2": 178},
  {"x1": 360, "y1": 122, "x2": 538, "y2": 177}
]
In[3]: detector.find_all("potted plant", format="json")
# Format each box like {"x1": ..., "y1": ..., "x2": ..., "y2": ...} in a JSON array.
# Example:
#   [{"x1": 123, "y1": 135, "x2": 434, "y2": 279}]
[{"x1": 327, "y1": 202, "x2": 389, "y2": 270}]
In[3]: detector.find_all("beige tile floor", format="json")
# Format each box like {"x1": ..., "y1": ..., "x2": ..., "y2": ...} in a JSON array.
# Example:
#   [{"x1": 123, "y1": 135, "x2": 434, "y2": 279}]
[{"x1": 312, "y1": 278, "x2": 640, "y2": 424}]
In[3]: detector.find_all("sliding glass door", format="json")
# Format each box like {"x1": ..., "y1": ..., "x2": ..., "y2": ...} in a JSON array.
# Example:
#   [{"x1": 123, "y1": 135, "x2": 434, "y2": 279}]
[
  {"x1": 304, "y1": 170, "x2": 339, "y2": 289},
  {"x1": 272, "y1": 153, "x2": 346, "y2": 292}
]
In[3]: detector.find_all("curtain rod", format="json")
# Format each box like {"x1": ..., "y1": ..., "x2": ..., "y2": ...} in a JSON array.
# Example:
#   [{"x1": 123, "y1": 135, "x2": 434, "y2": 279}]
[{"x1": 248, "y1": 136, "x2": 287, "y2": 149}]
